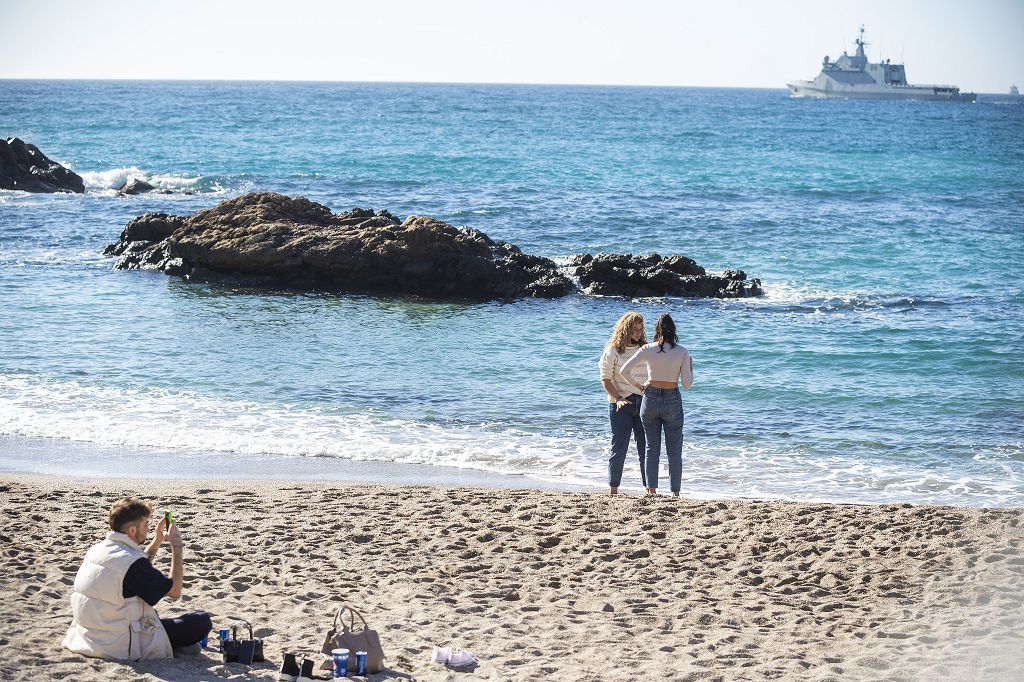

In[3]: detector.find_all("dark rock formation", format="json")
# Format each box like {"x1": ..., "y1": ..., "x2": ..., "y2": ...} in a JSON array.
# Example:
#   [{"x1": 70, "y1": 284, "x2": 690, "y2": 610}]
[
  {"x1": 104, "y1": 192, "x2": 763, "y2": 301},
  {"x1": 118, "y1": 178, "x2": 156, "y2": 195},
  {"x1": 104, "y1": 192, "x2": 575, "y2": 299},
  {"x1": 119, "y1": 212, "x2": 187, "y2": 244},
  {"x1": 568, "y1": 253, "x2": 762, "y2": 298},
  {"x1": 0, "y1": 138, "x2": 85, "y2": 193}
]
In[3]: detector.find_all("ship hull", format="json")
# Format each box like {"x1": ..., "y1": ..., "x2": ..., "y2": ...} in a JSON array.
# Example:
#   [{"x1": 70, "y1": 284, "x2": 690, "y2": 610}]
[{"x1": 787, "y1": 81, "x2": 976, "y2": 102}]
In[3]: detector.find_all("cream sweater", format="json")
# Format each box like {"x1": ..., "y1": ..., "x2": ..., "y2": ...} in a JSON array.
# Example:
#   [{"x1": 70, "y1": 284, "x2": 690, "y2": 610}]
[
  {"x1": 620, "y1": 342, "x2": 693, "y2": 389},
  {"x1": 599, "y1": 343, "x2": 649, "y2": 403}
]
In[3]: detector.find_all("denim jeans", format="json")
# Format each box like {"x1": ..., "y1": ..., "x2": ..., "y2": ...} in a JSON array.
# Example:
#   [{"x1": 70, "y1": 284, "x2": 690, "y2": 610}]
[
  {"x1": 608, "y1": 393, "x2": 646, "y2": 488},
  {"x1": 640, "y1": 387, "x2": 684, "y2": 493}
]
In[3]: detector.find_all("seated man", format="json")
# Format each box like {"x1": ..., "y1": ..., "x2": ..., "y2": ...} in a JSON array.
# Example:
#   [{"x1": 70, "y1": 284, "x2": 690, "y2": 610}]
[{"x1": 62, "y1": 496, "x2": 212, "y2": 660}]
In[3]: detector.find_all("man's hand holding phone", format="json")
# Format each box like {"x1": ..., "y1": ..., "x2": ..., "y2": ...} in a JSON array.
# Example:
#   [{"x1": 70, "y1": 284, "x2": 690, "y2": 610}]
[{"x1": 166, "y1": 515, "x2": 183, "y2": 549}]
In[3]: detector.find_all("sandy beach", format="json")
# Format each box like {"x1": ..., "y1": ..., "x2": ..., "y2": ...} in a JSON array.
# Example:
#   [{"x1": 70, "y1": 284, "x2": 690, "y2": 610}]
[{"x1": 1, "y1": 473, "x2": 1022, "y2": 681}]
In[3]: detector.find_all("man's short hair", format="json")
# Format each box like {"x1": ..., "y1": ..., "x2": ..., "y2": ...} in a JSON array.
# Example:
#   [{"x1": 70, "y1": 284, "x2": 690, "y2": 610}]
[{"x1": 109, "y1": 497, "x2": 153, "y2": 532}]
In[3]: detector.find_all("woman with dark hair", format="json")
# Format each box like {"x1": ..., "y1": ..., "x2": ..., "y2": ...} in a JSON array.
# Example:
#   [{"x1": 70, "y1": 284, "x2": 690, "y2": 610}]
[{"x1": 620, "y1": 313, "x2": 693, "y2": 496}]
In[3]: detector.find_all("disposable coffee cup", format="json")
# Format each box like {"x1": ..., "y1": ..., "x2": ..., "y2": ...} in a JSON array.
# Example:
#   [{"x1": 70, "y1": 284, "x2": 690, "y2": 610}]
[
  {"x1": 332, "y1": 648, "x2": 350, "y2": 678},
  {"x1": 355, "y1": 650, "x2": 368, "y2": 676},
  {"x1": 218, "y1": 627, "x2": 229, "y2": 652}
]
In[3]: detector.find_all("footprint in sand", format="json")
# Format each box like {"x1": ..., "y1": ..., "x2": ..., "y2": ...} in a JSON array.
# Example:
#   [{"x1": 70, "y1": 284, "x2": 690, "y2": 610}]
[
  {"x1": 877, "y1": 631, "x2": 912, "y2": 639},
  {"x1": 455, "y1": 605, "x2": 485, "y2": 614},
  {"x1": 537, "y1": 536, "x2": 560, "y2": 549}
]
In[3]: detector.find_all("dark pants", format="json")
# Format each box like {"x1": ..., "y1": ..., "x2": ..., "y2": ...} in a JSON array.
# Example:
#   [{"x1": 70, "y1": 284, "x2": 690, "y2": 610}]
[
  {"x1": 608, "y1": 393, "x2": 646, "y2": 488},
  {"x1": 161, "y1": 611, "x2": 213, "y2": 649}
]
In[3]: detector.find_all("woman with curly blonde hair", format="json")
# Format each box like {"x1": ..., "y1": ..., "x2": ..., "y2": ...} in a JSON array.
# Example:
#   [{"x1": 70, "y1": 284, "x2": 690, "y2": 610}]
[{"x1": 598, "y1": 312, "x2": 649, "y2": 495}]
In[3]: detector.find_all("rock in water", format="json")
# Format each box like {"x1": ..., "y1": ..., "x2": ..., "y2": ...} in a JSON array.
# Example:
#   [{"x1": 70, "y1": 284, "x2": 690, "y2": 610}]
[
  {"x1": 0, "y1": 137, "x2": 85, "y2": 193},
  {"x1": 568, "y1": 253, "x2": 762, "y2": 298},
  {"x1": 104, "y1": 192, "x2": 575, "y2": 299},
  {"x1": 104, "y1": 191, "x2": 763, "y2": 301},
  {"x1": 118, "y1": 178, "x2": 157, "y2": 195}
]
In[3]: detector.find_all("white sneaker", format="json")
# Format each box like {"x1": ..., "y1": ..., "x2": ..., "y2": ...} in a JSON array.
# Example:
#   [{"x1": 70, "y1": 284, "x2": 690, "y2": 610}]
[{"x1": 447, "y1": 649, "x2": 477, "y2": 669}]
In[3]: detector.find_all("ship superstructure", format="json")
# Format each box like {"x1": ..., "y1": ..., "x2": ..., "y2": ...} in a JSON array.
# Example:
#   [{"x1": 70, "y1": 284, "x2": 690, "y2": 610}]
[{"x1": 787, "y1": 26, "x2": 976, "y2": 102}]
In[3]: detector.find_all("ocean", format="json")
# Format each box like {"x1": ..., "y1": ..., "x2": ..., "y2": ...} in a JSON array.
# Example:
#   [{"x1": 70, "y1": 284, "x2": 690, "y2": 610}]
[{"x1": 1, "y1": 80, "x2": 1022, "y2": 506}]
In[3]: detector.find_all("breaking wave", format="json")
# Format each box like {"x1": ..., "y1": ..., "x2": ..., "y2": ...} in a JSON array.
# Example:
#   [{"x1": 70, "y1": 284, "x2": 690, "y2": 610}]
[
  {"x1": 78, "y1": 167, "x2": 238, "y2": 195},
  {"x1": 1, "y1": 372, "x2": 1020, "y2": 506}
]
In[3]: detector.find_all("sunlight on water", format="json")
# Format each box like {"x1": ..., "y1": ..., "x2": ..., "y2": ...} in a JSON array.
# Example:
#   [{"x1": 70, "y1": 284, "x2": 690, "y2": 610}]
[{"x1": 1, "y1": 82, "x2": 1022, "y2": 506}]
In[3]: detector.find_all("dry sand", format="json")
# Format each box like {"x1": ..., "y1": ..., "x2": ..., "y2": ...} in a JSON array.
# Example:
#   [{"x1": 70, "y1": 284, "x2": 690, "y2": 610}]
[{"x1": 1, "y1": 473, "x2": 1022, "y2": 681}]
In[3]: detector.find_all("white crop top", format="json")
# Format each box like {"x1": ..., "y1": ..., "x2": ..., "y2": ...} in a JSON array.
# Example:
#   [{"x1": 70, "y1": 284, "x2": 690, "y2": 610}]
[{"x1": 620, "y1": 342, "x2": 693, "y2": 389}]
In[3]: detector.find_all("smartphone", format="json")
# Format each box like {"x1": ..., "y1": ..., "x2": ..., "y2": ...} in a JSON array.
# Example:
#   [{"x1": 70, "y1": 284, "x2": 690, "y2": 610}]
[{"x1": 164, "y1": 510, "x2": 173, "y2": 528}]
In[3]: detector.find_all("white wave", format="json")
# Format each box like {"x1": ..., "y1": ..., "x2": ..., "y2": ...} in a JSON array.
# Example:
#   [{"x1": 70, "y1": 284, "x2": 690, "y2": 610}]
[
  {"x1": 735, "y1": 281, "x2": 877, "y2": 308},
  {"x1": 0, "y1": 374, "x2": 605, "y2": 487},
  {"x1": 544, "y1": 265, "x2": 870, "y2": 309},
  {"x1": 0, "y1": 248, "x2": 107, "y2": 268},
  {"x1": 0, "y1": 190, "x2": 26, "y2": 204},
  {"x1": 2, "y1": 373, "x2": 1019, "y2": 505},
  {"x1": 753, "y1": 281, "x2": 858, "y2": 305},
  {"x1": 79, "y1": 166, "x2": 201, "y2": 192}
]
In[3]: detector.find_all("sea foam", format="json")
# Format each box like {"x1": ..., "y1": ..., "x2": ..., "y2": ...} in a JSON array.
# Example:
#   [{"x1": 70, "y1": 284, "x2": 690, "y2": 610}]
[
  {"x1": 78, "y1": 167, "x2": 207, "y2": 193},
  {"x1": 0, "y1": 373, "x2": 605, "y2": 488},
  {"x1": 1, "y1": 373, "x2": 1019, "y2": 506}
]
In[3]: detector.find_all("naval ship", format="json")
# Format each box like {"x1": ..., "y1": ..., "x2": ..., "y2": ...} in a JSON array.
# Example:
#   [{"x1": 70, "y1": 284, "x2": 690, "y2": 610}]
[{"x1": 787, "y1": 26, "x2": 976, "y2": 102}]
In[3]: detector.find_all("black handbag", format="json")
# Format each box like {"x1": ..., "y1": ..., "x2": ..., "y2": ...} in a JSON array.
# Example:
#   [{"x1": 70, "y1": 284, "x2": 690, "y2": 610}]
[{"x1": 222, "y1": 620, "x2": 265, "y2": 665}]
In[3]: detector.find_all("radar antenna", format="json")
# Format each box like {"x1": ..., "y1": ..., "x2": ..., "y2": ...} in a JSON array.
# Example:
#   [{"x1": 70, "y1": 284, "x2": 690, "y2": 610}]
[{"x1": 855, "y1": 25, "x2": 869, "y2": 50}]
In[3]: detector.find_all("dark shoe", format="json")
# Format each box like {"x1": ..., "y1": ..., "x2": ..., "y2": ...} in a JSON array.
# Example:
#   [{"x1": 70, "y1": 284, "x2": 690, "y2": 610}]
[
  {"x1": 278, "y1": 652, "x2": 300, "y2": 681},
  {"x1": 297, "y1": 658, "x2": 318, "y2": 682}
]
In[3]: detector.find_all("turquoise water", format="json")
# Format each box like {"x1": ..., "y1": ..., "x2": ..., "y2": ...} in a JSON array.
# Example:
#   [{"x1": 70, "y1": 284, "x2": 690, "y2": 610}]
[{"x1": 2, "y1": 80, "x2": 1022, "y2": 505}]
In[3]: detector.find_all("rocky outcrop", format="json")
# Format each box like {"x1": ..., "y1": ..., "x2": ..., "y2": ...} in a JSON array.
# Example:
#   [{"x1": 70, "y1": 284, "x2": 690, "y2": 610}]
[
  {"x1": 569, "y1": 253, "x2": 762, "y2": 298},
  {"x1": 0, "y1": 138, "x2": 85, "y2": 193},
  {"x1": 104, "y1": 192, "x2": 763, "y2": 301},
  {"x1": 118, "y1": 178, "x2": 156, "y2": 195},
  {"x1": 104, "y1": 192, "x2": 574, "y2": 299}
]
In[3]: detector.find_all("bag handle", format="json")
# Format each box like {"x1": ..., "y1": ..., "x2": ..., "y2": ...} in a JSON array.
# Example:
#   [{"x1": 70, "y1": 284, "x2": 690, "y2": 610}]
[
  {"x1": 332, "y1": 605, "x2": 370, "y2": 633},
  {"x1": 232, "y1": 620, "x2": 254, "y2": 641}
]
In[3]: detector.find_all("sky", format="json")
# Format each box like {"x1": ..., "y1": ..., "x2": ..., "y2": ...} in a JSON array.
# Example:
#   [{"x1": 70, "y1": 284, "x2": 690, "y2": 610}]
[{"x1": 2, "y1": 0, "x2": 1022, "y2": 92}]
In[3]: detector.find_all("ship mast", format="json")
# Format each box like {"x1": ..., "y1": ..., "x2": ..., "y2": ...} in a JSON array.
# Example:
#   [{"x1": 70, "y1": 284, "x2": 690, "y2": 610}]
[{"x1": 852, "y1": 25, "x2": 869, "y2": 68}]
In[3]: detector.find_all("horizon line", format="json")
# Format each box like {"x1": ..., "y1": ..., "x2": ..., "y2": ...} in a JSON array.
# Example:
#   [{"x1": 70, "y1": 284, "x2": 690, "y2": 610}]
[
  {"x1": 1, "y1": 77, "x2": 1007, "y2": 94},
  {"x1": 0, "y1": 76, "x2": 793, "y2": 90}
]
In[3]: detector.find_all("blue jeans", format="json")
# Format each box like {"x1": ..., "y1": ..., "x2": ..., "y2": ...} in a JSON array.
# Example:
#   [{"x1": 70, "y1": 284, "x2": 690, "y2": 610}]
[
  {"x1": 608, "y1": 393, "x2": 646, "y2": 488},
  {"x1": 640, "y1": 387, "x2": 684, "y2": 493}
]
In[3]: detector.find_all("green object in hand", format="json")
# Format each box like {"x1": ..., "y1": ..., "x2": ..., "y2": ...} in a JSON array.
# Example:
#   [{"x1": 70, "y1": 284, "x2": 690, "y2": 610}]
[{"x1": 165, "y1": 510, "x2": 173, "y2": 527}]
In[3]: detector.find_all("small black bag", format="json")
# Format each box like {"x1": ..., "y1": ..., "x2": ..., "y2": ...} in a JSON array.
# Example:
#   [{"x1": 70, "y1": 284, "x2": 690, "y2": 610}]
[{"x1": 222, "y1": 620, "x2": 265, "y2": 665}]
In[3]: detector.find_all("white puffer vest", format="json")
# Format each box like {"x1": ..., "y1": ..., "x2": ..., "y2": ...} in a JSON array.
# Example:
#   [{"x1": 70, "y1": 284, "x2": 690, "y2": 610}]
[{"x1": 62, "y1": 531, "x2": 173, "y2": 660}]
